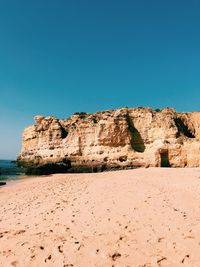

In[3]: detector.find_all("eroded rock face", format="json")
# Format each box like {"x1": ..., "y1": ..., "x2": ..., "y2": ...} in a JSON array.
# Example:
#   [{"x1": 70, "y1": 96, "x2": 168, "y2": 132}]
[{"x1": 17, "y1": 107, "x2": 200, "y2": 172}]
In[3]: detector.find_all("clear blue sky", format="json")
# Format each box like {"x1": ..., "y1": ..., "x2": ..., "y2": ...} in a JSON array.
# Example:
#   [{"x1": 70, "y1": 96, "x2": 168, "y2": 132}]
[{"x1": 1, "y1": 0, "x2": 200, "y2": 159}]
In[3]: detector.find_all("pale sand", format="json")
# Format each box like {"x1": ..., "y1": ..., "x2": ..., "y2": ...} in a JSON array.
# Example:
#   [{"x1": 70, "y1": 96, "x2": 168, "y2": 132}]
[{"x1": 1, "y1": 168, "x2": 200, "y2": 267}]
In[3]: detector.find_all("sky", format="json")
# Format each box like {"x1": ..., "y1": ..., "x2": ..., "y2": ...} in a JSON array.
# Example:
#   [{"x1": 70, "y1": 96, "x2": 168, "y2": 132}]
[{"x1": 1, "y1": 0, "x2": 200, "y2": 159}]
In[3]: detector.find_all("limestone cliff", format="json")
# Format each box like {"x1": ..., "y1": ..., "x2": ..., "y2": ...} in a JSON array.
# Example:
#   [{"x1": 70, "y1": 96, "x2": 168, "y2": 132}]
[{"x1": 17, "y1": 107, "x2": 200, "y2": 172}]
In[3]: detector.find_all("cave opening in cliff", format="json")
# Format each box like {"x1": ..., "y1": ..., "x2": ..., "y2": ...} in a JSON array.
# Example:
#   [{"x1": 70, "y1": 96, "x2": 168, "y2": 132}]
[{"x1": 160, "y1": 151, "x2": 171, "y2": 167}]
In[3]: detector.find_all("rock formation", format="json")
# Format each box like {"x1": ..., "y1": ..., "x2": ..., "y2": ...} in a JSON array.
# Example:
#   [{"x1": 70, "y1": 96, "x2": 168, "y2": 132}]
[{"x1": 17, "y1": 107, "x2": 200, "y2": 173}]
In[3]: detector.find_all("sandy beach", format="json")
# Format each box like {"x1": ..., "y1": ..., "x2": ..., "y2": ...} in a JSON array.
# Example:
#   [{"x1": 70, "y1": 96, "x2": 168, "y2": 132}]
[{"x1": 1, "y1": 168, "x2": 200, "y2": 267}]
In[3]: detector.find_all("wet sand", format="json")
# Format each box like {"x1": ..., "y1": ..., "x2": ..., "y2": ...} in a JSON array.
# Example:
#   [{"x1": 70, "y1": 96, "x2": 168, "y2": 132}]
[{"x1": 1, "y1": 168, "x2": 200, "y2": 267}]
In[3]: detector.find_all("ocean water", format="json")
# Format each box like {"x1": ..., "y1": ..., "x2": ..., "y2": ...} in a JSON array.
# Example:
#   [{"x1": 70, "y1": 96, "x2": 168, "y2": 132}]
[{"x1": 0, "y1": 160, "x2": 25, "y2": 181}]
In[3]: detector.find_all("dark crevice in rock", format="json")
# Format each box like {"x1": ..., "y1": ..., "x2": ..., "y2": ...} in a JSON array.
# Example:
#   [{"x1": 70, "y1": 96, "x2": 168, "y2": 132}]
[
  {"x1": 126, "y1": 112, "x2": 145, "y2": 153},
  {"x1": 60, "y1": 125, "x2": 68, "y2": 139},
  {"x1": 175, "y1": 118, "x2": 195, "y2": 138},
  {"x1": 119, "y1": 156, "x2": 127, "y2": 162}
]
